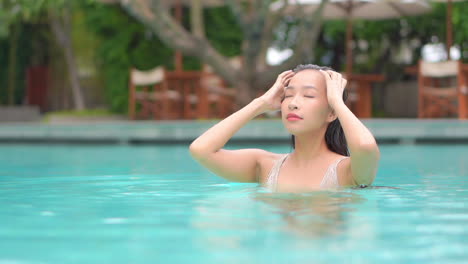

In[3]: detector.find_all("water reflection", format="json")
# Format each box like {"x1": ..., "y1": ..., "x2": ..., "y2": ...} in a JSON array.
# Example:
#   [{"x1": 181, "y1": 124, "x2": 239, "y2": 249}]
[
  {"x1": 190, "y1": 185, "x2": 368, "y2": 256},
  {"x1": 253, "y1": 190, "x2": 366, "y2": 238}
]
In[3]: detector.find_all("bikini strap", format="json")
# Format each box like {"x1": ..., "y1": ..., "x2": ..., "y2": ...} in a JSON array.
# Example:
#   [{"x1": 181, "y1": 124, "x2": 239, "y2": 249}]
[
  {"x1": 320, "y1": 156, "x2": 349, "y2": 188},
  {"x1": 266, "y1": 154, "x2": 289, "y2": 191}
]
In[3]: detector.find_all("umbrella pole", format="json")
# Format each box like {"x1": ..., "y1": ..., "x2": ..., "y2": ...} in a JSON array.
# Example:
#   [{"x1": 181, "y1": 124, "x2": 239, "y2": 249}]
[
  {"x1": 345, "y1": 17, "x2": 353, "y2": 78},
  {"x1": 446, "y1": 0, "x2": 453, "y2": 60},
  {"x1": 175, "y1": 0, "x2": 183, "y2": 72}
]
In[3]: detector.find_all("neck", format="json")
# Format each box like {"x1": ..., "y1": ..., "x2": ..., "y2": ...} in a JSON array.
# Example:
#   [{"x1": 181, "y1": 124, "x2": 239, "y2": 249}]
[{"x1": 290, "y1": 127, "x2": 331, "y2": 167}]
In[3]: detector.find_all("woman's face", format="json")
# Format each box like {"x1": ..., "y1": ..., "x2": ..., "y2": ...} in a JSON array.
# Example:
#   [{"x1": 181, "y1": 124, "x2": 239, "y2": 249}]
[{"x1": 281, "y1": 69, "x2": 335, "y2": 135}]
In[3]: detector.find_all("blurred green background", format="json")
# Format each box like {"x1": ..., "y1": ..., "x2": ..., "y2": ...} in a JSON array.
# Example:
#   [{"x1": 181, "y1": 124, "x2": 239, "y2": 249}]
[{"x1": 0, "y1": 0, "x2": 466, "y2": 117}]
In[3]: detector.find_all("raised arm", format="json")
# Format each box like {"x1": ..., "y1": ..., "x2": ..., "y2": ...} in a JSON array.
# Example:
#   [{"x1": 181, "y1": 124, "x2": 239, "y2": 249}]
[
  {"x1": 189, "y1": 70, "x2": 295, "y2": 182},
  {"x1": 320, "y1": 70, "x2": 380, "y2": 186}
]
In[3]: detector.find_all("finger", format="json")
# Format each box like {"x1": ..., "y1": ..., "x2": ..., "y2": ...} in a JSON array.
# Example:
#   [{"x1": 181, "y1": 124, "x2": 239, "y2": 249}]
[
  {"x1": 283, "y1": 71, "x2": 295, "y2": 78},
  {"x1": 283, "y1": 72, "x2": 295, "y2": 81},
  {"x1": 282, "y1": 77, "x2": 293, "y2": 87},
  {"x1": 284, "y1": 73, "x2": 294, "y2": 79},
  {"x1": 280, "y1": 70, "x2": 293, "y2": 77},
  {"x1": 275, "y1": 78, "x2": 292, "y2": 92},
  {"x1": 278, "y1": 71, "x2": 293, "y2": 83},
  {"x1": 282, "y1": 76, "x2": 292, "y2": 83},
  {"x1": 337, "y1": 72, "x2": 343, "y2": 81},
  {"x1": 327, "y1": 70, "x2": 339, "y2": 79},
  {"x1": 319, "y1": 70, "x2": 331, "y2": 81},
  {"x1": 276, "y1": 71, "x2": 288, "y2": 81},
  {"x1": 334, "y1": 71, "x2": 342, "y2": 79}
]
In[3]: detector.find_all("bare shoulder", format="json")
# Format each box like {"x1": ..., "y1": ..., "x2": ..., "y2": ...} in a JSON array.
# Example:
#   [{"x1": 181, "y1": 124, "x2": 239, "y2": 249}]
[
  {"x1": 255, "y1": 150, "x2": 288, "y2": 183},
  {"x1": 219, "y1": 148, "x2": 283, "y2": 169},
  {"x1": 242, "y1": 148, "x2": 284, "y2": 167},
  {"x1": 221, "y1": 148, "x2": 284, "y2": 183},
  {"x1": 255, "y1": 150, "x2": 285, "y2": 164}
]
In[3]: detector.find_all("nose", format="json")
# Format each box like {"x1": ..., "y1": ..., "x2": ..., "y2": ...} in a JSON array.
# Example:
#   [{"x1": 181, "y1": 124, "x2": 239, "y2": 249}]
[{"x1": 288, "y1": 95, "x2": 300, "y2": 110}]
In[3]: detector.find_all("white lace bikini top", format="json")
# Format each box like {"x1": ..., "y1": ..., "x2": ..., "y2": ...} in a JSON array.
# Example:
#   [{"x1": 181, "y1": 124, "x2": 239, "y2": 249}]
[{"x1": 265, "y1": 154, "x2": 349, "y2": 192}]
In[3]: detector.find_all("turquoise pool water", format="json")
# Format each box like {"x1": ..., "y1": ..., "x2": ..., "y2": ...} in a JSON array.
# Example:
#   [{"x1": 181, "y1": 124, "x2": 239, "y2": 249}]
[{"x1": 0, "y1": 144, "x2": 467, "y2": 264}]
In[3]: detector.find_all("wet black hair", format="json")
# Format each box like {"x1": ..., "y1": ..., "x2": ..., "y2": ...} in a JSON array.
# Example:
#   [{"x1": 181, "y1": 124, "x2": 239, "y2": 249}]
[{"x1": 287, "y1": 64, "x2": 349, "y2": 156}]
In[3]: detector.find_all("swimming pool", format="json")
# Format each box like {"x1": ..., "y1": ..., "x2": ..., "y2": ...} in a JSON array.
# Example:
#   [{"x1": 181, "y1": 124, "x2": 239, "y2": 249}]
[{"x1": 0, "y1": 144, "x2": 467, "y2": 263}]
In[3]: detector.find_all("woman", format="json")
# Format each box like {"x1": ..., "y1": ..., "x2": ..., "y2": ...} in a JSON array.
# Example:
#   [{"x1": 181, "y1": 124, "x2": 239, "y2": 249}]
[{"x1": 189, "y1": 64, "x2": 380, "y2": 192}]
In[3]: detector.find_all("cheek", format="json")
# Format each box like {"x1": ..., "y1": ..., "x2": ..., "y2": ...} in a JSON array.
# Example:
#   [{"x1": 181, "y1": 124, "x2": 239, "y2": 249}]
[
  {"x1": 280, "y1": 100, "x2": 289, "y2": 112},
  {"x1": 304, "y1": 99, "x2": 331, "y2": 118}
]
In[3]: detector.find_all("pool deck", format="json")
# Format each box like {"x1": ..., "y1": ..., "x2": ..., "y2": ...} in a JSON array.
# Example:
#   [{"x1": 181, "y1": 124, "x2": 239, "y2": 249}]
[{"x1": 0, "y1": 119, "x2": 467, "y2": 144}]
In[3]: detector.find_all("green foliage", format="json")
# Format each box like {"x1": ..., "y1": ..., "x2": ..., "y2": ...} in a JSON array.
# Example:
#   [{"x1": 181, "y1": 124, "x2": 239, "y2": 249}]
[
  {"x1": 0, "y1": 0, "x2": 85, "y2": 106},
  {"x1": 42, "y1": 108, "x2": 118, "y2": 122},
  {"x1": 44, "y1": 108, "x2": 113, "y2": 116},
  {"x1": 82, "y1": 3, "x2": 242, "y2": 113},
  {"x1": 0, "y1": 40, "x2": 7, "y2": 103},
  {"x1": 313, "y1": 2, "x2": 468, "y2": 117},
  {"x1": 43, "y1": 108, "x2": 113, "y2": 116},
  {"x1": 0, "y1": 6, "x2": 10, "y2": 37},
  {"x1": 0, "y1": 23, "x2": 42, "y2": 105},
  {"x1": 81, "y1": 2, "x2": 174, "y2": 113},
  {"x1": 4, "y1": 0, "x2": 467, "y2": 113},
  {"x1": 453, "y1": 1, "x2": 468, "y2": 56},
  {"x1": 204, "y1": 7, "x2": 242, "y2": 57},
  {"x1": 0, "y1": 0, "x2": 67, "y2": 37},
  {"x1": 317, "y1": 1, "x2": 468, "y2": 73}
]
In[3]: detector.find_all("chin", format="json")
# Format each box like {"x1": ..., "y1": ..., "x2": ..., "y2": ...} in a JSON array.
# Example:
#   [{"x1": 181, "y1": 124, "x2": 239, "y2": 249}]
[
  {"x1": 283, "y1": 120, "x2": 323, "y2": 136},
  {"x1": 283, "y1": 123, "x2": 307, "y2": 135}
]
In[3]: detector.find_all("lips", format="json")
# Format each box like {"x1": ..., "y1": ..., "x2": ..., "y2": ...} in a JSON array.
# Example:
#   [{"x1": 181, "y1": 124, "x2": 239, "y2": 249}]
[{"x1": 286, "y1": 113, "x2": 302, "y2": 120}]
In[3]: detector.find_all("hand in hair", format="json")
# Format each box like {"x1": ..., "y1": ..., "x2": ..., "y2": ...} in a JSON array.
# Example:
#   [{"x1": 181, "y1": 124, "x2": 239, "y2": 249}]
[
  {"x1": 257, "y1": 70, "x2": 295, "y2": 112},
  {"x1": 319, "y1": 70, "x2": 347, "y2": 109}
]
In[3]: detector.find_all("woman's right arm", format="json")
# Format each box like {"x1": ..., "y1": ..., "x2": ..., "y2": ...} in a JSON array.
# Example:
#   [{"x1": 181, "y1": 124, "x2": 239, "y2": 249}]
[{"x1": 189, "y1": 70, "x2": 294, "y2": 183}]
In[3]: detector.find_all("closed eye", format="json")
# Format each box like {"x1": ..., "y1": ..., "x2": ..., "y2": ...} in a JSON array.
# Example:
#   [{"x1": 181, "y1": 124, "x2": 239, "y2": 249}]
[{"x1": 304, "y1": 96, "x2": 315, "y2": 98}]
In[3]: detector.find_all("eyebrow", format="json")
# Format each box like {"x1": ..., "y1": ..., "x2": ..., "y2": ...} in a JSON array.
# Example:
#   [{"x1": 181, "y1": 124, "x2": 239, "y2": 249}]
[{"x1": 285, "y1": 85, "x2": 318, "y2": 91}]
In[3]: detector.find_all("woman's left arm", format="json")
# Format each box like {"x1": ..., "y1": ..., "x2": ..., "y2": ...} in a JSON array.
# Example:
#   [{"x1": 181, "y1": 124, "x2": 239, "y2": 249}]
[{"x1": 321, "y1": 70, "x2": 380, "y2": 186}]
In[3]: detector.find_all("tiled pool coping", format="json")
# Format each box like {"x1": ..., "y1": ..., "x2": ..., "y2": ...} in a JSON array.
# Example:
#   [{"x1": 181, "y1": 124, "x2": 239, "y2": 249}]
[{"x1": 0, "y1": 119, "x2": 467, "y2": 144}]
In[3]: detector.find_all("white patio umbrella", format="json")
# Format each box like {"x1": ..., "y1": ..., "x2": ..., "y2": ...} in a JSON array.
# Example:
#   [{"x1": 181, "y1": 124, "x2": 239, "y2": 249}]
[{"x1": 272, "y1": 0, "x2": 432, "y2": 76}]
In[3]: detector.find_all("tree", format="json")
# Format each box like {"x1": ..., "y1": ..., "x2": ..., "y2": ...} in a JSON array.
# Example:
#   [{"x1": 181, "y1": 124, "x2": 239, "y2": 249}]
[
  {"x1": 0, "y1": 0, "x2": 86, "y2": 110},
  {"x1": 48, "y1": 2, "x2": 86, "y2": 110},
  {"x1": 105, "y1": 0, "x2": 328, "y2": 107}
]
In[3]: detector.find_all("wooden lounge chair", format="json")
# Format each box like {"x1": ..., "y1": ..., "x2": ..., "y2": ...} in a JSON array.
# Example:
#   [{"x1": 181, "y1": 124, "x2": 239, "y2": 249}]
[
  {"x1": 197, "y1": 64, "x2": 236, "y2": 119},
  {"x1": 418, "y1": 60, "x2": 467, "y2": 119},
  {"x1": 128, "y1": 66, "x2": 183, "y2": 120}
]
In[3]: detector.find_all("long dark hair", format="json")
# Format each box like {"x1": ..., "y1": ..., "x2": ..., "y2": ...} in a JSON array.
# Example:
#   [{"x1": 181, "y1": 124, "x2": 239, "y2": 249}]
[{"x1": 288, "y1": 64, "x2": 349, "y2": 156}]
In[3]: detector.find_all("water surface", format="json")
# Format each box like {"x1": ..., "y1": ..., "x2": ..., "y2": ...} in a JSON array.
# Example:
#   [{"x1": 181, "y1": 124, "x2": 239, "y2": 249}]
[{"x1": 0, "y1": 144, "x2": 467, "y2": 264}]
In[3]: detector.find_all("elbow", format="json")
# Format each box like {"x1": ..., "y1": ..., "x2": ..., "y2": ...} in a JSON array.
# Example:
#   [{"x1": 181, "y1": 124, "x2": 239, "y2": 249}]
[
  {"x1": 355, "y1": 173, "x2": 376, "y2": 187},
  {"x1": 189, "y1": 141, "x2": 203, "y2": 157},
  {"x1": 189, "y1": 141, "x2": 212, "y2": 160},
  {"x1": 352, "y1": 169, "x2": 377, "y2": 187},
  {"x1": 350, "y1": 144, "x2": 380, "y2": 187}
]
